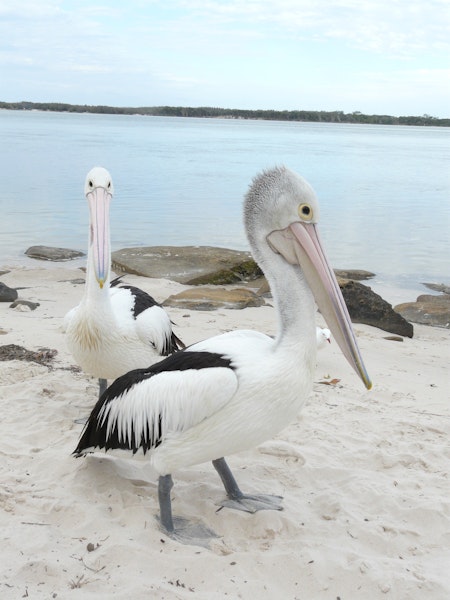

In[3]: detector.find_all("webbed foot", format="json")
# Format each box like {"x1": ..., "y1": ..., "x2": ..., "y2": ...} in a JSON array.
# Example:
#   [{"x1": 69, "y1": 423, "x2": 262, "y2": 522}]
[
  {"x1": 212, "y1": 457, "x2": 284, "y2": 514},
  {"x1": 158, "y1": 516, "x2": 219, "y2": 547},
  {"x1": 218, "y1": 493, "x2": 283, "y2": 513},
  {"x1": 158, "y1": 474, "x2": 219, "y2": 547}
]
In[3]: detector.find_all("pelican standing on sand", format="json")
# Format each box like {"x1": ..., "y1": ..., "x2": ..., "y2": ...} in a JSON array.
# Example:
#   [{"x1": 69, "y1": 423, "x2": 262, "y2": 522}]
[
  {"x1": 74, "y1": 166, "x2": 371, "y2": 543},
  {"x1": 64, "y1": 167, "x2": 184, "y2": 398}
]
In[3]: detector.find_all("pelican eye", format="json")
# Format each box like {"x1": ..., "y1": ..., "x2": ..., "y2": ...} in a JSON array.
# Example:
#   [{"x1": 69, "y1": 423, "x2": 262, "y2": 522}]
[
  {"x1": 298, "y1": 203, "x2": 313, "y2": 221},
  {"x1": 88, "y1": 180, "x2": 94, "y2": 188},
  {"x1": 107, "y1": 182, "x2": 111, "y2": 189}
]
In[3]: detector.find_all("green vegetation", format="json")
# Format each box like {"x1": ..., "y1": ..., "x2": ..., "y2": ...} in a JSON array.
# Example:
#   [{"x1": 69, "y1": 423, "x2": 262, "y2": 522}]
[{"x1": 1, "y1": 101, "x2": 449, "y2": 126}]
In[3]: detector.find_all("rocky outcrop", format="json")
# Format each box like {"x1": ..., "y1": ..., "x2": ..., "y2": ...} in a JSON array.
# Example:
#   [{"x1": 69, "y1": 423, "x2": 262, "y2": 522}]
[
  {"x1": 395, "y1": 294, "x2": 450, "y2": 329},
  {"x1": 334, "y1": 269, "x2": 375, "y2": 281},
  {"x1": 111, "y1": 246, "x2": 376, "y2": 287},
  {"x1": 338, "y1": 278, "x2": 414, "y2": 338},
  {"x1": 163, "y1": 287, "x2": 265, "y2": 311},
  {"x1": 422, "y1": 283, "x2": 450, "y2": 295},
  {"x1": 110, "y1": 246, "x2": 416, "y2": 334},
  {"x1": 19, "y1": 244, "x2": 423, "y2": 333},
  {"x1": 25, "y1": 246, "x2": 85, "y2": 261},
  {"x1": 111, "y1": 246, "x2": 261, "y2": 285}
]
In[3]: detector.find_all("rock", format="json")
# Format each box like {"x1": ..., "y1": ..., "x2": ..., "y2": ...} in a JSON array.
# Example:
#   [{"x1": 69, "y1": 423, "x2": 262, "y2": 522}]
[
  {"x1": 256, "y1": 278, "x2": 271, "y2": 296},
  {"x1": 9, "y1": 300, "x2": 40, "y2": 311},
  {"x1": 66, "y1": 278, "x2": 86, "y2": 285},
  {"x1": 338, "y1": 278, "x2": 414, "y2": 338},
  {"x1": 111, "y1": 246, "x2": 262, "y2": 284},
  {"x1": 111, "y1": 246, "x2": 377, "y2": 288},
  {"x1": 107, "y1": 245, "x2": 422, "y2": 334},
  {"x1": 0, "y1": 282, "x2": 18, "y2": 302},
  {"x1": 25, "y1": 245, "x2": 85, "y2": 261},
  {"x1": 422, "y1": 282, "x2": 450, "y2": 295},
  {"x1": 334, "y1": 269, "x2": 375, "y2": 281},
  {"x1": 395, "y1": 294, "x2": 450, "y2": 329},
  {"x1": 163, "y1": 287, "x2": 265, "y2": 311}
]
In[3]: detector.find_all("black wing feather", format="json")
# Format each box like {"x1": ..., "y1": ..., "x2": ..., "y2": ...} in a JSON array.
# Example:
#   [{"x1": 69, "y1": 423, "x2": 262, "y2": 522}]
[
  {"x1": 112, "y1": 279, "x2": 185, "y2": 353},
  {"x1": 73, "y1": 351, "x2": 234, "y2": 456}
]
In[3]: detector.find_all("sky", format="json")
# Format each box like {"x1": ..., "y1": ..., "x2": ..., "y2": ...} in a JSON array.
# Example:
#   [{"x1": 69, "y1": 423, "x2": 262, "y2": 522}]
[{"x1": 1, "y1": 0, "x2": 449, "y2": 117}]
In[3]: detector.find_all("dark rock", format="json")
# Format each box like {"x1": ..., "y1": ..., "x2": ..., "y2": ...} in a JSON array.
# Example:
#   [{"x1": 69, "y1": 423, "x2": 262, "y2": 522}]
[
  {"x1": 111, "y1": 246, "x2": 262, "y2": 284},
  {"x1": 383, "y1": 336, "x2": 404, "y2": 342},
  {"x1": 338, "y1": 278, "x2": 414, "y2": 338},
  {"x1": 0, "y1": 282, "x2": 18, "y2": 302},
  {"x1": 9, "y1": 300, "x2": 40, "y2": 311},
  {"x1": 395, "y1": 294, "x2": 450, "y2": 329},
  {"x1": 25, "y1": 245, "x2": 85, "y2": 261},
  {"x1": 163, "y1": 287, "x2": 265, "y2": 311},
  {"x1": 334, "y1": 269, "x2": 375, "y2": 281}
]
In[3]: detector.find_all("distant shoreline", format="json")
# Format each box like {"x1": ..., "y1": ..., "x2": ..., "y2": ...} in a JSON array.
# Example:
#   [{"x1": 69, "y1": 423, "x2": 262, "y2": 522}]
[{"x1": 1, "y1": 101, "x2": 449, "y2": 127}]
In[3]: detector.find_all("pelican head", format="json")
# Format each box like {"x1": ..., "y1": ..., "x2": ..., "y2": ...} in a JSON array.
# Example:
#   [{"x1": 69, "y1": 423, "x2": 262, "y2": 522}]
[
  {"x1": 84, "y1": 167, "x2": 114, "y2": 288},
  {"x1": 245, "y1": 166, "x2": 372, "y2": 390}
]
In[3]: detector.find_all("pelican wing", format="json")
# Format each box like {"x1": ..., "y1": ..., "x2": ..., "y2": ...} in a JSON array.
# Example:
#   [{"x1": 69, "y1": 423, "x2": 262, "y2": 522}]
[
  {"x1": 110, "y1": 285, "x2": 183, "y2": 354},
  {"x1": 74, "y1": 350, "x2": 238, "y2": 456}
]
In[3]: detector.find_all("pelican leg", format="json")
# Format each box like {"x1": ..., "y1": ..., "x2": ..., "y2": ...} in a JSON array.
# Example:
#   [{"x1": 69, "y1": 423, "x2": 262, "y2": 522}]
[
  {"x1": 157, "y1": 474, "x2": 218, "y2": 546},
  {"x1": 212, "y1": 457, "x2": 283, "y2": 513},
  {"x1": 158, "y1": 474, "x2": 175, "y2": 533},
  {"x1": 98, "y1": 378, "x2": 108, "y2": 398}
]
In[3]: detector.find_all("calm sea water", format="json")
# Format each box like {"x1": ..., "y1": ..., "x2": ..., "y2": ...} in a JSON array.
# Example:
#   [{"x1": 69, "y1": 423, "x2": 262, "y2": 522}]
[{"x1": 1, "y1": 109, "x2": 449, "y2": 302}]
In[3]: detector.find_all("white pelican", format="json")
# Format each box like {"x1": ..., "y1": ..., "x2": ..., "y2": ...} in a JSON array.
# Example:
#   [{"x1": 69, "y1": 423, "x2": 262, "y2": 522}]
[
  {"x1": 316, "y1": 326, "x2": 331, "y2": 349},
  {"x1": 74, "y1": 166, "x2": 371, "y2": 544},
  {"x1": 64, "y1": 167, "x2": 184, "y2": 398}
]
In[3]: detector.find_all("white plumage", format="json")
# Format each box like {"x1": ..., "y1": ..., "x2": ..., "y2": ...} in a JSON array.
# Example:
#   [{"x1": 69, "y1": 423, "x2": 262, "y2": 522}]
[
  {"x1": 316, "y1": 326, "x2": 331, "y2": 349},
  {"x1": 75, "y1": 166, "x2": 371, "y2": 544},
  {"x1": 64, "y1": 167, "x2": 183, "y2": 396}
]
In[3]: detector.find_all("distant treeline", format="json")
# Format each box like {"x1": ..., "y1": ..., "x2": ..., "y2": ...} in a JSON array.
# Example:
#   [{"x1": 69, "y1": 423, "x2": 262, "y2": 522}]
[{"x1": 1, "y1": 101, "x2": 449, "y2": 127}]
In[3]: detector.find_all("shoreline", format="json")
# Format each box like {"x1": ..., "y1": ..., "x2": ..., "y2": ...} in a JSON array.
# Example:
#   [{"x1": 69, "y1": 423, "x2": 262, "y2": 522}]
[
  {"x1": 2, "y1": 103, "x2": 450, "y2": 127},
  {"x1": 1, "y1": 254, "x2": 446, "y2": 307}
]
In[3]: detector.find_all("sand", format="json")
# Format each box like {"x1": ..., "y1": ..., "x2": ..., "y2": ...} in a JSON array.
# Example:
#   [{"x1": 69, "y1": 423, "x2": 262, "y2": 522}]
[{"x1": 0, "y1": 266, "x2": 449, "y2": 600}]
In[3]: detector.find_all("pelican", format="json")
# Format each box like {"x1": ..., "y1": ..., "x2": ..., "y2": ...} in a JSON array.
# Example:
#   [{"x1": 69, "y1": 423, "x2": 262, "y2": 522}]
[
  {"x1": 74, "y1": 166, "x2": 371, "y2": 544},
  {"x1": 64, "y1": 167, "x2": 184, "y2": 398},
  {"x1": 316, "y1": 326, "x2": 331, "y2": 349}
]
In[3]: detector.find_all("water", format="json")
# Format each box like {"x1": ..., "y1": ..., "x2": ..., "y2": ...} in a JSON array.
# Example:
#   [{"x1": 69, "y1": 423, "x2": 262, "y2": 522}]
[{"x1": 1, "y1": 109, "x2": 449, "y2": 302}]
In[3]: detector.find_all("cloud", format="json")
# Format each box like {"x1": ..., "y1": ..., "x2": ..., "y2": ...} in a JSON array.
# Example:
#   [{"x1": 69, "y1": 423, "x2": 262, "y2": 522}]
[
  {"x1": 1, "y1": 0, "x2": 449, "y2": 116},
  {"x1": 177, "y1": 0, "x2": 450, "y2": 56}
]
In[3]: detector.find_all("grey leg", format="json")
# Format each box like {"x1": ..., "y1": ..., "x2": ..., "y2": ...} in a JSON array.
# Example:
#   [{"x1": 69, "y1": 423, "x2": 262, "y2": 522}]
[
  {"x1": 157, "y1": 474, "x2": 218, "y2": 546},
  {"x1": 158, "y1": 474, "x2": 175, "y2": 533},
  {"x1": 212, "y1": 457, "x2": 283, "y2": 513},
  {"x1": 212, "y1": 457, "x2": 244, "y2": 499}
]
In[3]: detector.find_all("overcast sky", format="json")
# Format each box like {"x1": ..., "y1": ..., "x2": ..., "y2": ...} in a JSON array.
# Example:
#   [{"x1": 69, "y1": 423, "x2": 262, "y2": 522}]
[{"x1": 1, "y1": 0, "x2": 449, "y2": 117}]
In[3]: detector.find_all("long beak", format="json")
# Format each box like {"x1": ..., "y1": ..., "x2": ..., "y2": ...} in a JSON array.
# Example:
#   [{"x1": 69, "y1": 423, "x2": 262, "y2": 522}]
[
  {"x1": 87, "y1": 186, "x2": 112, "y2": 288},
  {"x1": 267, "y1": 222, "x2": 372, "y2": 390}
]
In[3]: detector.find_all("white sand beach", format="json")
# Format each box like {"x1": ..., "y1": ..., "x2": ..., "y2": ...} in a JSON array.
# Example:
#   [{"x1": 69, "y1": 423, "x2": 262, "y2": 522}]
[{"x1": 0, "y1": 266, "x2": 449, "y2": 599}]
